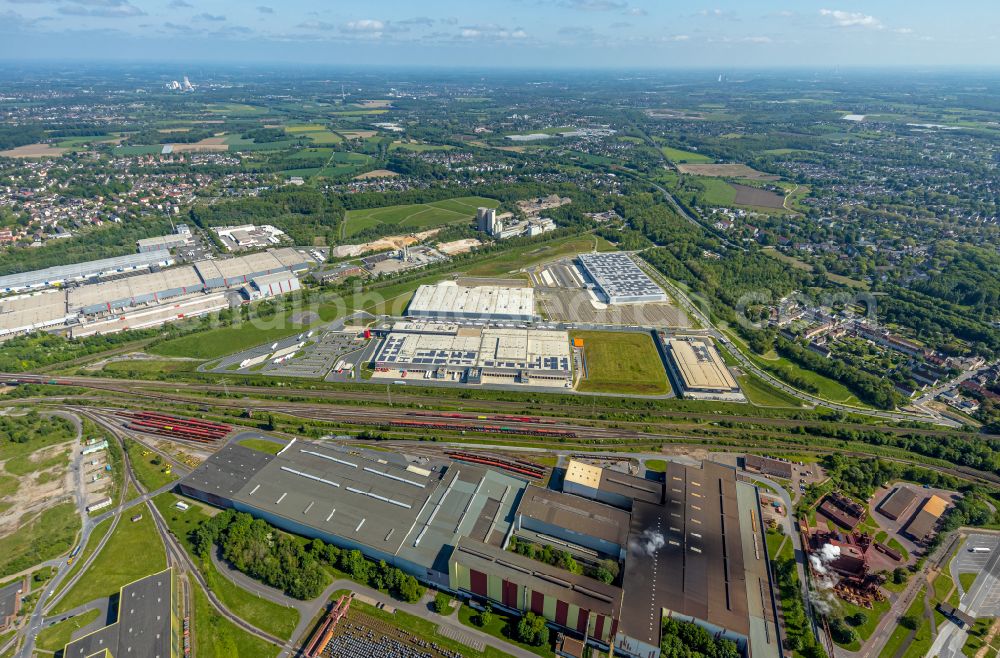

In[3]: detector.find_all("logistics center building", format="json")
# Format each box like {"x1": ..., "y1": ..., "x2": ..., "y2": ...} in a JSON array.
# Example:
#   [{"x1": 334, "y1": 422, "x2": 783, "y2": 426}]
[
  {"x1": 666, "y1": 335, "x2": 745, "y2": 402},
  {"x1": 577, "y1": 252, "x2": 668, "y2": 304},
  {"x1": 372, "y1": 321, "x2": 572, "y2": 386},
  {"x1": 407, "y1": 282, "x2": 536, "y2": 322}
]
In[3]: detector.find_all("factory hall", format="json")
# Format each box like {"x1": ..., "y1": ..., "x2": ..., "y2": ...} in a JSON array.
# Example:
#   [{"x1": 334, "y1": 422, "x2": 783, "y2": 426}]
[{"x1": 179, "y1": 441, "x2": 782, "y2": 658}]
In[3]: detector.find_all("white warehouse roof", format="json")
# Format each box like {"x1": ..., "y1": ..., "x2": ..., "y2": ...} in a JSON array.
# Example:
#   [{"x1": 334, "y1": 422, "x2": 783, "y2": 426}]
[{"x1": 407, "y1": 283, "x2": 535, "y2": 321}]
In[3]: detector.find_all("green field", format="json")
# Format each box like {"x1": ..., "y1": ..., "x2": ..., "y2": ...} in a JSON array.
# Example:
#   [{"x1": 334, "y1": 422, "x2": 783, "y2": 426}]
[
  {"x1": 53, "y1": 505, "x2": 166, "y2": 614},
  {"x1": 35, "y1": 608, "x2": 102, "y2": 652},
  {"x1": 191, "y1": 575, "x2": 280, "y2": 658},
  {"x1": 0, "y1": 502, "x2": 79, "y2": 577},
  {"x1": 737, "y1": 374, "x2": 805, "y2": 408},
  {"x1": 463, "y1": 233, "x2": 614, "y2": 278},
  {"x1": 662, "y1": 145, "x2": 714, "y2": 163},
  {"x1": 389, "y1": 142, "x2": 455, "y2": 152},
  {"x1": 51, "y1": 517, "x2": 113, "y2": 600},
  {"x1": 572, "y1": 330, "x2": 670, "y2": 395},
  {"x1": 150, "y1": 312, "x2": 321, "y2": 360},
  {"x1": 124, "y1": 439, "x2": 179, "y2": 491},
  {"x1": 342, "y1": 196, "x2": 499, "y2": 238}
]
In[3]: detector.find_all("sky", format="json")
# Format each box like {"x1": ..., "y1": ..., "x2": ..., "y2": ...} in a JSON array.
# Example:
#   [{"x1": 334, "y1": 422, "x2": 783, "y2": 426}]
[{"x1": 0, "y1": 0, "x2": 998, "y2": 69}]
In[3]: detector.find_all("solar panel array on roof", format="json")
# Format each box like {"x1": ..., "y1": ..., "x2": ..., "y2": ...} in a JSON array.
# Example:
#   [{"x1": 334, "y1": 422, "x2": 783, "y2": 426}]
[{"x1": 577, "y1": 252, "x2": 668, "y2": 304}]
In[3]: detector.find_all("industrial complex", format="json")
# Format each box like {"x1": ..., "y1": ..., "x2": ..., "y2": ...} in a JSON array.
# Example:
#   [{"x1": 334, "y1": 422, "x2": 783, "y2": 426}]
[
  {"x1": 179, "y1": 441, "x2": 782, "y2": 658},
  {"x1": 0, "y1": 247, "x2": 312, "y2": 340},
  {"x1": 372, "y1": 321, "x2": 573, "y2": 386},
  {"x1": 577, "y1": 252, "x2": 668, "y2": 304}
]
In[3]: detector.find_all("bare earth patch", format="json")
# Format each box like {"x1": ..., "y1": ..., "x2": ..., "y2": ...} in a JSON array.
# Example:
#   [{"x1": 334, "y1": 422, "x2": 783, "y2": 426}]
[
  {"x1": 341, "y1": 130, "x2": 378, "y2": 139},
  {"x1": 0, "y1": 444, "x2": 75, "y2": 538},
  {"x1": 0, "y1": 143, "x2": 69, "y2": 158},
  {"x1": 353, "y1": 169, "x2": 399, "y2": 180},
  {"x1": 437, "y1": 238, "x2": 483, "y2": 255},
  {"x1": 676, "y1": 163, "x2": 779, "y2": 180},
  {"x1": 732, "y1": 184, "x2": 786, "y2": 208},
  {"x1": 167, "y1": 137, "x2": 229, "y2": 153},
  {"x1": 329, "y1": 228, "x2": 442, "y2": 258}
]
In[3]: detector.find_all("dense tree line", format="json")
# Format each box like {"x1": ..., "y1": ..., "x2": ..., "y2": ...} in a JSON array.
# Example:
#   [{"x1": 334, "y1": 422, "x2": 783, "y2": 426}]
[
  {"x1": 0, "y1": 218, "x2": 175, "y2": 276},
  {"x1": 659, "y1": 618, "x2": 740, "y2": 658},
  {"x1": 189, "y1": 509, "x2": 423, "y2": 603}
]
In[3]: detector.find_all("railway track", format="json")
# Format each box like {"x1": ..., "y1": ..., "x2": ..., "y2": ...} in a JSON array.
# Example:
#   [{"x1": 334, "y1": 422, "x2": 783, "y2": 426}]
[{"x1": 7, "y1": 373, "x2": 989, "y2": 440}]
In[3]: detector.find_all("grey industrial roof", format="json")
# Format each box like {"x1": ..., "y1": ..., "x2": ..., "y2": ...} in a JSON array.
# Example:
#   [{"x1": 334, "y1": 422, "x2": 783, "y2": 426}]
[
  {"x1": 0, "y1": 250, "x2": 173, "y2": 291},
  {"x1": 63, "y1": 568, "x2": 173, "y2": 658},
  {"x1": 516, "y1": 487, "x2": 630, "y2": 547},
  {"x1": 599, "y1": 470, "x2": 663, "y2": 505},
  {"x1": 0, "y1": 578, "x2": 21, "y2": 624},
  {"x1": 620, "y1": 461, "x2": 752, "y2": 646},
  {"x1": 878, "y1": 486, "x2": 918, "y2": 520},
  {"x1": 181, "y1": 440, "x2": 527, "y2": 572},
  {"x1": 67, "y1": 266, "x2": 204, "y2": 310}
]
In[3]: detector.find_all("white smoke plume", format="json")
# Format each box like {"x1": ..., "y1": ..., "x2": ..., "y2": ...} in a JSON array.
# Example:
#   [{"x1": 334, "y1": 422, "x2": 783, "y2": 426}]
[
  {"x1": 631, "y1": 529, "x2": 666, "y2": 556},
  {"x1": 808, "y1": 542, "x2": 842, "y2": 615}
]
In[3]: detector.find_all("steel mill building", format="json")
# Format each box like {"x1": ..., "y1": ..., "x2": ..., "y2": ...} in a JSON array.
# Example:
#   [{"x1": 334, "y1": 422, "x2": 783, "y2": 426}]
[{"x1": 179, "y1": 440, "x2": 782, "y2": 658}]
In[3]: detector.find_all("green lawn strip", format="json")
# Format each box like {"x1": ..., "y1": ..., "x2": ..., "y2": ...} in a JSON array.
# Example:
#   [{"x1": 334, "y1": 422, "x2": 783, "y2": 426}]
[
  {"x1": 765, "y1": 530, "x2": 785, "y2": 559},
  {"x1": 236, "y1": 438, "x2": 286, "y2": 455},
  {"x1": 961, "y1": 618, "x2": 995, "y2": 658},
  {"x1": 571, "y1": 330, "x2": 669, "y2": 395},
  {"x1": 933, "y1": 571, "x2": 956, "y2": 603},
  {"x1": 457, "y1": 603, "x2": 554, "y2": 657},
  {"x1": 960, "y1": 572, "x2": 978, "y2": 592},
  {"x1": 878, "y1": 586, "x2": 928, "y2": 658},
  {"x1": 52, "y1": 507, "x2": 166, "y2": 614},
  {"x1": 0, "y1": 502, "x2": 80, "y2": 578},
  {"x1": 736, "y1": 373, "x2": 805, "y2": 408},
  {"x1": 191, "y1": 575, "x2": 280, "y2": 658},
  {"x1": 124, "y1": 439, "x2": 179, "y2": 491},
  {"x1": 34, "y1": 608, "x2": 101, "y2": 652},
  {"x1": 152, "y1": 493, "x2": 299, "y2": 640},
  {"x1": 50, "y1": 517, "x2": 113, "y2": 600}
]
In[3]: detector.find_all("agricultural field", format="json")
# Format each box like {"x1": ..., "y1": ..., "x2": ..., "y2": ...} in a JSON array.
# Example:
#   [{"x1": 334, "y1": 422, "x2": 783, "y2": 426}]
[
  {"x1": 676, "y1": 163, "x2": 779, "y2": 180},
  {"x1": 731, "y1": 184, "x2": 786, "y2": 209},
  {"x1": 661, "y1": 145, "x2": 713, "y2": 163},
  {"x1": 572, "y1": 330, "x2": 670, "y2": 396},
  {"x1": 342, "y1": 196, "x2": 499, "y2": 238}
]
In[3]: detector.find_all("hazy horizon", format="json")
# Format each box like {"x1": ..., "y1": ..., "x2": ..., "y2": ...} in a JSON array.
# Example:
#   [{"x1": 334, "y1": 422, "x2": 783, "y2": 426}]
[{"x1": 1, "y1": 0, "x2": 998, "y2": 69}]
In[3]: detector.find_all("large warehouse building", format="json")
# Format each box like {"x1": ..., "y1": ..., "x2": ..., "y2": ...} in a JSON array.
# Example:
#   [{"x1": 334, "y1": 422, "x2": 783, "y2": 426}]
[
  {"x1": 577, "y1": 252, "x2": 668, "y2": 304},
  {"x1": 371, "y1": 321, "x2": 572, "y2": 386},
  {"x1": 0, "y1": 249, "x2": 174, "y2": 294},
  {"x1": 407, "y1": 282, "x2": 536, "y2": 322},
  {"x1": 0, "y1": 248, "x2": 311, "y2": 340},
  {"x1": 179, "y1": 441, "x2": 781, "y2": 658},
  {"x1": 666, "y1": 335, "x2": 745, "y2": 402},
  {"x1": 62, "y1": 568, "x2": 176, "y2": 658}
]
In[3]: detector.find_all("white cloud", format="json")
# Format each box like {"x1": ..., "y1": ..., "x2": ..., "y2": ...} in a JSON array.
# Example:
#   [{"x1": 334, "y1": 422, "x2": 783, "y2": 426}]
[
  {"x1": 58, "y1": 0, "x2": 145, "y2": 18},
  {"x1": 819, "y1": 9, "x2": 883, "y2": 29},
  {"x1": 342, "y1": 19, "x2": 385, "y2": 33}
]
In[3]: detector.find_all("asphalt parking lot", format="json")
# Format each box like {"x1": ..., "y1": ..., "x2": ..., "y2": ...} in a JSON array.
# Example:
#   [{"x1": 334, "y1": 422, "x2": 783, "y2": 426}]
[{"x1": 954, "y1": 534, "x2": 1000, "y2": 617}]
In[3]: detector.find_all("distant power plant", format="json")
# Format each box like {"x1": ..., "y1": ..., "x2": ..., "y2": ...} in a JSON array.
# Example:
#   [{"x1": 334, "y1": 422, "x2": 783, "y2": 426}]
[{"x1": 166, "y1": 76, "x2": 194, "y2": 92}]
